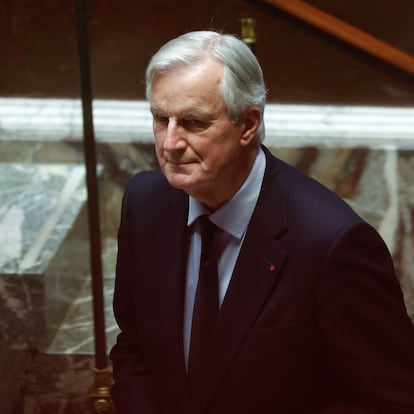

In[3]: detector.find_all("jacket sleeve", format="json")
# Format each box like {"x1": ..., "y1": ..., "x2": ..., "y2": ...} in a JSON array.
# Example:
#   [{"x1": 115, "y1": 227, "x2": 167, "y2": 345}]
[
  {"x1": 318, "y1": 221, "x2": 414, "y2": 413},
  {"x1": 109, "y1": 182, "x2": 158, "y2": 414}
]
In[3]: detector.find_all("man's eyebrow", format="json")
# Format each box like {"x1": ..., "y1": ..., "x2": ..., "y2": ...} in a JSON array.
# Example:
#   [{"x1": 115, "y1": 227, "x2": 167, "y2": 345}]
[
  {"x1": 180, "y1": 110, "x2": 212, "y2": 121},
  {"x1": 150, "y1": 107, "x2": 212, "y2": 121},
  {"x1": 150, "y1": 107, "x2": 164, "y2": 115}
]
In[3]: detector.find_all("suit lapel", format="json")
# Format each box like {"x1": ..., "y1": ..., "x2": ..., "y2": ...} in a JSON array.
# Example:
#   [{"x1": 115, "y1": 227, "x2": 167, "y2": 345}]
[
  {"x1": 157, "y1": 190, "x2": 191, "y2": 400},
  {"x1": 197, "y1": 149, "x2": 291, "y2": 408}
]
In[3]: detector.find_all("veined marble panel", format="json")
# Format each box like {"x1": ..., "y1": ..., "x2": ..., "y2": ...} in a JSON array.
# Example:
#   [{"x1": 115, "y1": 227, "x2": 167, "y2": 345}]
[
  {"x1": 0, "y1": 348, "x2": 31, "y2": 414},
  {"x1": 9, "y1": 352, "x2": 95, "y2": 414},
  {"x1": 397, "y1": 152, "x2": 414, "y2": 320},
  {"x1": 0, "y1": 163, "x2": 91, "y2": 349},
  {"x1": 48, "y1": 239, "x2": 119, "y2": 354},
  {"x1": 0, "y1": 163, "x2": 86, "y2": 274}
]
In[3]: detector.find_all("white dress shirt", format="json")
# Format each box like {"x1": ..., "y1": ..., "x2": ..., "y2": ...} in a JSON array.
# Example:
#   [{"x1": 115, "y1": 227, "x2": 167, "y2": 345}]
[{"x1": 183, "y1": 147, "x2": 266, "y2": 365}]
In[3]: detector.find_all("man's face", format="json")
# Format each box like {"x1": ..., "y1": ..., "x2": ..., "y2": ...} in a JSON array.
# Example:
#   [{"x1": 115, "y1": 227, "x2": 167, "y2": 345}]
[{"x1": 150, "y1": 57, "x2": 257, "y2": 209}]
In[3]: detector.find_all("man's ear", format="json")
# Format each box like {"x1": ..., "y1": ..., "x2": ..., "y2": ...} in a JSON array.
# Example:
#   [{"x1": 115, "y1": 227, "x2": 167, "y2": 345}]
[{"x1": 239, "y1": 106, "x2": 261, "y2": 146}]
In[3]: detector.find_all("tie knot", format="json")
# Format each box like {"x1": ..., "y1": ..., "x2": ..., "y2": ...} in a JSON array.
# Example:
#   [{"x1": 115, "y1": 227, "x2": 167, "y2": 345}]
[
  {"x1": 199, "y1": 214, "x2": 215, "y2": 233},
  {"x1": 199, "y1": 215, "x2": 217, "y2": 262}
]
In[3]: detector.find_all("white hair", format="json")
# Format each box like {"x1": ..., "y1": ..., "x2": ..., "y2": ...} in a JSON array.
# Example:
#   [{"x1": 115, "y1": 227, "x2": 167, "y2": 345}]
[{"x1": 145, "y1": 31, "x2": 267, "y2": 143}]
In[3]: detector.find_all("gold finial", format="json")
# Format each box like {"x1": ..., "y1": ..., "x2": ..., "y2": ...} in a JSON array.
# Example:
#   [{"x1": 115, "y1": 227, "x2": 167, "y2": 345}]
[{"x1": 240, "y1": 18, "x2": 257, "y2": 50}]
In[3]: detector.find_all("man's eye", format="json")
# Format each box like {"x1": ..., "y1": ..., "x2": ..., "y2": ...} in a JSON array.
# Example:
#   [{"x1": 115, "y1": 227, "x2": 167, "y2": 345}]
[
  {"x1": 184, "y1": 119, "x2": 207, "y2": 129},
  {"x1": 154, "y1": 114, "x2": 168, "y2": 124}
]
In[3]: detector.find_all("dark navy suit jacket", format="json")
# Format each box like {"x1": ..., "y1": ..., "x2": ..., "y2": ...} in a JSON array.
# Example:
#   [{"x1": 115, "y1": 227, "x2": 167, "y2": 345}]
[{"x1": 110, "y1": 146, "x2": 414, "y2": 413}]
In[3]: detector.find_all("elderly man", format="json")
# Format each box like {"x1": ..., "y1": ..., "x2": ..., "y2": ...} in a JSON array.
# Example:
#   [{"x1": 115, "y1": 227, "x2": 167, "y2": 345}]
[{"x1": 110, "y1": 31, "x2": 414, "y2": 413}]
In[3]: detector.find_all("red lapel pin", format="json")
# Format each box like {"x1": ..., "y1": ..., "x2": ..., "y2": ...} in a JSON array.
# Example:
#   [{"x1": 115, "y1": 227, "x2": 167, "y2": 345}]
[{"x1": 264, "y1": 258, "x2": 276, "y2": 272}]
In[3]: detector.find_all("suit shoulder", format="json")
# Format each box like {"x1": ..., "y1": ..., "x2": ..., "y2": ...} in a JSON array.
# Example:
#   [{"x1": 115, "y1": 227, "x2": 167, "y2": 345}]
[
  {"x1": 269, "y1": 153, "x2": 363, "y2": 228},
  {"x1": 126, "y1": 169, "x2": 169, "y2": 194},
  {"x1": 122, "y1": 169, "x2": 186, "y2": 211}
]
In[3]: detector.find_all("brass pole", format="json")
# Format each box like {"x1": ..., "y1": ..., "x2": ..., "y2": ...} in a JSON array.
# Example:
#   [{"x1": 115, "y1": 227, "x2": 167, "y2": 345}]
[{"x1": 74, "y1": 0, "x2": 114, "y2": 412}]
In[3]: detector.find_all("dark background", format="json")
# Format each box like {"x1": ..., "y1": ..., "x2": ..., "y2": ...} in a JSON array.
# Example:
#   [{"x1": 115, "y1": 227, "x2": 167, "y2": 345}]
[{"x1": 1, "y1": 0, "x2": 414, "y2": 105}]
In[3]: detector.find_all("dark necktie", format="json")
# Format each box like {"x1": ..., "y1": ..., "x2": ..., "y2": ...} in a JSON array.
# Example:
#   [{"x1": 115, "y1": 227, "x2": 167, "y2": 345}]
[{"x1": 188, "y1": 215, "x2": 219, "y2": 387}]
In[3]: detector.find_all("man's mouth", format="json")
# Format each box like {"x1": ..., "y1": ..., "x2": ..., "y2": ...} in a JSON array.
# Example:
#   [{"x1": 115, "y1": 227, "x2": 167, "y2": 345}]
[{"x1": 166, "y1": 159, "x2": 194, "y2": 166}]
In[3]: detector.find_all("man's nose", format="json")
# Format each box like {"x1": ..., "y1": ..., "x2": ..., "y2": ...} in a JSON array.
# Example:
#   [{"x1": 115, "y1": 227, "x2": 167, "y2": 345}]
[{"x1": 164, "y1": 118, "x2": 185, "y2": 150}]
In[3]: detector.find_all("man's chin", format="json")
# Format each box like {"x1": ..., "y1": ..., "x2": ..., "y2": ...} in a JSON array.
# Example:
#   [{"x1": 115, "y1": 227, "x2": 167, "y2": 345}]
[{"x1": 164, "y1": 172, "x2": 193, "y2": 192}]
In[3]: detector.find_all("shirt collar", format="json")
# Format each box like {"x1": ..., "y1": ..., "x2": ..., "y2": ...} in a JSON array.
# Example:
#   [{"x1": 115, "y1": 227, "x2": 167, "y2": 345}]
[{"x1": 187, "y1": 147, "x2": 266, "y2": 239}]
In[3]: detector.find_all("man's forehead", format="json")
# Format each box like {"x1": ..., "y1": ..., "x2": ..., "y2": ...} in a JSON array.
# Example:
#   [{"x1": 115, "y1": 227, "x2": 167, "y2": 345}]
[
  {"x1": 149, "y1": 58, "x2": 226, "y2": 117},
  {"x1": 150, "y1": 104, "x2": 214, "y2": 119},
  {"x1": 151, "y1": 57, "x2": 223, "y2": 88}
]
